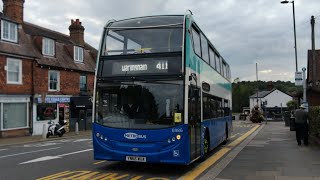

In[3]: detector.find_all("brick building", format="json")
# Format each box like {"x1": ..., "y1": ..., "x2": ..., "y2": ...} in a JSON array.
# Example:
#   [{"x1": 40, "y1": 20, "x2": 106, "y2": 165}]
[
  {"x1": 0, "y1": 0, "x2": 97, "y2": 137},
  {"x1": 307, "y1": 50, "x2": 320, "y2": 106}
]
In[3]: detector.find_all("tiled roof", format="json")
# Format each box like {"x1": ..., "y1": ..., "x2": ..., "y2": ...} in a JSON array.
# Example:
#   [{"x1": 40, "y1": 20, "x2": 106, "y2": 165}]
[
  {"x1": 0, "y1": 17, "x2": 97, "y2": 73},
  {"x1": 250, "y1": 91, "x2": 271, "y2": 98}
]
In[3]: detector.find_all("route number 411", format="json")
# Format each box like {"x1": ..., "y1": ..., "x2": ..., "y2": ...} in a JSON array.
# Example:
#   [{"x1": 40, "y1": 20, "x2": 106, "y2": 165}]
[{"x1": 156, "y1": 61, "x2": 168, "y2": 70}]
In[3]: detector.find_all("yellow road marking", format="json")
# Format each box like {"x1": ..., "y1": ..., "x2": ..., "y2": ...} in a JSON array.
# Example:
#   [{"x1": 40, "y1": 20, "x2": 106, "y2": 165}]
[
  {"x1": 36, "y1": 171, "x2": 73, "y2": 180},
  {"x1": 60, "y1": 171, "x2": 92, "y2": 180},
  {"x1": 179, "y1": 148, "x2": 230, "y2": 180},
  {"x1": 228, "y1": 125, "x2": 260, "y2": 147},
  {"x1": 130, "y1": 176, "x2": 143, "y2": 180},
  {"x1": 76, "y1": 171, "x2": 100, "y2": 180},
  {"x1": 93, "y1": 160, "x2": 107, "y2": 165},
  {"x1": 179, "y1": 124, "x2": 261, "y2": 180}
]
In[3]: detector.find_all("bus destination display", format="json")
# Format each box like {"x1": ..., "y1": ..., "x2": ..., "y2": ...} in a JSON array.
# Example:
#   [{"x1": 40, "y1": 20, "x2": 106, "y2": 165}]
[{"x1": 99, "y1": 56, "x2": 182, "y2": 77}]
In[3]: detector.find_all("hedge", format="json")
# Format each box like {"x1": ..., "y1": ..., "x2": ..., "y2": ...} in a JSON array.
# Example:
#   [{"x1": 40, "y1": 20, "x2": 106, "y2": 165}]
[{"x1": 309, "y1": 106, "x2": 320, "y2": 137}]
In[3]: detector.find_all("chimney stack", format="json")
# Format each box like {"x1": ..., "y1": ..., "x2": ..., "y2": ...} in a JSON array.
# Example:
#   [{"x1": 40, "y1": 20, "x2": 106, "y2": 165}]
[
  {"x1": 3, "y1": 0, "x2": 25, "y2": 24},
  {"x1": 69, "y1": 19, "x2": 85, "y2": 46}
]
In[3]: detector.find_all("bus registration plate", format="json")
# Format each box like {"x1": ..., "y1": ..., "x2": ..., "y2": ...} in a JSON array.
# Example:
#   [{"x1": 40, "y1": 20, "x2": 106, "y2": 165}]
[{"x1": 126, "y1": 156, "x2": 146, "y2": 162}]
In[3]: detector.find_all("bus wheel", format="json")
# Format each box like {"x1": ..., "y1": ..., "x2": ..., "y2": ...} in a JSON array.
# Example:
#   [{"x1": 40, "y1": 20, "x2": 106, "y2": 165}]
[
  {"x1": 201, "y1": 131, "x2": 210, "y2": 161},
  {"x1": 222, "y1": 125, "x2": 228, "y2": 145}
]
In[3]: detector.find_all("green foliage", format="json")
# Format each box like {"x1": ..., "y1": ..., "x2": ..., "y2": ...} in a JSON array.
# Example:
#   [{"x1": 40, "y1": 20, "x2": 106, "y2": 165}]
[
  {"x1": 232, "y1": 81, "x2": 302, "y2": 113},
  {"x1": 286, "y1": 100, "x2": 298, "y2": 110},
  {"x1": 309, "y1": 106, "x2": 320, "y2": 137}
]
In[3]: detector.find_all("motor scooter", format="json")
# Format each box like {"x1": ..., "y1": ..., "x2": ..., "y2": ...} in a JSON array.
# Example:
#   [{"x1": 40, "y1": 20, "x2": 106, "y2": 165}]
[{"x1": 47, "y1": 120, "x2": 67, "y2": 138}]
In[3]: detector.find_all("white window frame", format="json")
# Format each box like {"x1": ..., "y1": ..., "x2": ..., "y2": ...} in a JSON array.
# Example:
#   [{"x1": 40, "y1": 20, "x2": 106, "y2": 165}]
[
  {"x1": 74, "y1": 46, "x2": 84, "y2": 63},
  {"x1": 1, "y1": 20, "x2": 18, "y2": 43},
  {"x1": 42, "y1": 37, "x2": 55, "y2": 56},
  {"x1": 6, "y1": 58, "x2": 22, "y2": 84},
  {"x1": 48, "y1": 70, "x2": 60, "y2": 91}
]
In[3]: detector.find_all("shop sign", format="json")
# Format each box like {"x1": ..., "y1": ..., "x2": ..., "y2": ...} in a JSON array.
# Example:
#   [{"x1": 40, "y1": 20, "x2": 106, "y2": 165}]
[{"x1": 37, "y1": 97, "x2": 70, "y2": 103}]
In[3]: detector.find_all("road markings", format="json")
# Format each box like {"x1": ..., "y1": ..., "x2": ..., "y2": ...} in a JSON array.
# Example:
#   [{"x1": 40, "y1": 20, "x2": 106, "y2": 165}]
[
  {"x1": 0, "y1": 148, "x2": 8, "y2": 152},
  {"x1": 178, "y1": 124, "x2": 261, "y2": 180},
  {"x1": 37, "y1": 171, "x2": 169, "y2": 180},
  {"x1": 229, "y1": 133, "x2": 239, "y2": 139},
  {"x1": 20, "y1": 148, "x2": 93, "y2": 164},
  {"x1": 93, "y1": 160, "x2": 106, "y2": 165},
  {"x1": 23, "y1": 142, "x2": 60, "y2": 148},
  {"x1": 37, "y1": 171, "x2": 75, "y2": 180},
  {"x1": 0, "y1": 147, "x2": 60, "y2": 159},
  {"x1": 73, "y1": 138, "x2": 92, "y2": 142}
]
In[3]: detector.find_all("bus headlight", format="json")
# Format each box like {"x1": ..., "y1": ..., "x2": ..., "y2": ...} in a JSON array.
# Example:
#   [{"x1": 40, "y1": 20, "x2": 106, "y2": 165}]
[
  {"x1": 176, "y1": 134, "x2": 181, "y2": 140},
  {"x1": 96, "y1": 133, "x2": 100, "y2": 138}
]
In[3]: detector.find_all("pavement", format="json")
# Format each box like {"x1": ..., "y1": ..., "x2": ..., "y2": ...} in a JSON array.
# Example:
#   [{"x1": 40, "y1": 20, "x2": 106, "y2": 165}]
[
  {"x1": 0, "y1": 130, "x2": 92, "y2": 147},
  {"x1": 215, "y1": 121, "x2": 320, "y2": 180}
]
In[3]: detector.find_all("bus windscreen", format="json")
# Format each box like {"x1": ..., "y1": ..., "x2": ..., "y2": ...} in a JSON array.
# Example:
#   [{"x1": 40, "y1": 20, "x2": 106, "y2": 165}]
[
  {"x1": 102, "y1": 16, "x2": 183, "y2": 56},
  {"x1": 95, "y1": 80, "x2": 184, "y2": 129}
]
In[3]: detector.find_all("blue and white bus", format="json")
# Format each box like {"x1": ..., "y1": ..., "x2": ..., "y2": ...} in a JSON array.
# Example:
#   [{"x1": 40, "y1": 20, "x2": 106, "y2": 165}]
[{"x1": 93, "y1": 12, "x2": 232, "y2": 165}]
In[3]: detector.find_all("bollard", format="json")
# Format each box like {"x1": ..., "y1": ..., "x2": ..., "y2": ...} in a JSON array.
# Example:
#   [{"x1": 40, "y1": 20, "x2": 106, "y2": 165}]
[
  {"x1": 75, "y1": 122, "x2": 79, "y2": 135},
  {"x1": 42, "y1": 123, "x2": 47, "y2": 139}
]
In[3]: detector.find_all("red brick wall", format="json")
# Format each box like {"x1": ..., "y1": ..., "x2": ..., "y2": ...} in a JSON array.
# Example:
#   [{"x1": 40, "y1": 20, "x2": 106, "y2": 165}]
[
  {"x1": 33, "y1": 65, "x2": 95, "y2": 96},
  {"x1": 0, "y1": 128, "x2": 30, "y2": 138},
  {"x1": 0, "y1": 55, "x2": 33, "y2": 94},
  {"x1": 87, "y1": 74, "x2": 95, "y2": 94}
]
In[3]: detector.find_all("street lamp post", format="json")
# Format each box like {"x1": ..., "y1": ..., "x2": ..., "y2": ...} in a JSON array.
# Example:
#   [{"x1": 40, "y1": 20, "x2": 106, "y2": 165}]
[{"x1": 281, "y1": 0, "x2": 298, "y2": 72}]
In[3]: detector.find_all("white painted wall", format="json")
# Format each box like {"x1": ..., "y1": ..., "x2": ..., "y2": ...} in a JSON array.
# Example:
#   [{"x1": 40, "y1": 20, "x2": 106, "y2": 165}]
[{"x1": 249, "y1": 90, "x2": 293, "y2": 111}]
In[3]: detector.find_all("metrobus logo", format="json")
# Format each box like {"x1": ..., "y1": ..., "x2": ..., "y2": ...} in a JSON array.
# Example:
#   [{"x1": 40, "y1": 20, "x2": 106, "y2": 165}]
[{"x1": 124, "y1": 132, "x2": 147, "y2": 139}]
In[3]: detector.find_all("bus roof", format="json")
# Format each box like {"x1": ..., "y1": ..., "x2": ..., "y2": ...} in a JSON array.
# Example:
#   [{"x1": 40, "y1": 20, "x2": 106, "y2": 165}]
[{"x1": 106, "y1": 15, "x2": 184, "y2": 29}]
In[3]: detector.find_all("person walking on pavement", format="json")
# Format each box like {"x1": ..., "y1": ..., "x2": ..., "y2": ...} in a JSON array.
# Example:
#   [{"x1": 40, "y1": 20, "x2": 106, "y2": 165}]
[{"x1": 294, "y1": 104, "x2": 309, "y2": 146}]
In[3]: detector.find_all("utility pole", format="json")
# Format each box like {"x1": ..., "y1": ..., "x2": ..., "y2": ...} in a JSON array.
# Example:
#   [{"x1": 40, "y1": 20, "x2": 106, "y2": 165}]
[
  {"x1": 256, "y1": 63, "x2": 259, "y2": 106},
  {"x1": 311, "y1": 15, "x2": 316, "y2": 85}
]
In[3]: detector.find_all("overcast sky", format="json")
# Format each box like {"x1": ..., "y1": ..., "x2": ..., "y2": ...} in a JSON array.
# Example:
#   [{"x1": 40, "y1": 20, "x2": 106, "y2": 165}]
[{"x1": 1, "y1": 0, "x2": 320, "y2": 82}]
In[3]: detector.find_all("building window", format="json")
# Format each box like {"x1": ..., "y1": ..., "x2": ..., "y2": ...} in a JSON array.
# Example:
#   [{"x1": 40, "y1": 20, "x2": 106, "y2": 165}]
[
  {"x1": 7, "y1": 58, "x2": 22, "y2": 84},
  {"x1": 2, "y1": 103, "x2": 28, "y2": 129},
  {"x1": 48, "y1": 71, "x2": 60, "y2": 91},
  {"x1": 80, "y1": 75, "x2": 87, "y2": 91},
  {"x1": 37, "y1": 104, "x2": 57, "y2": 121},
  {"x1": 1, "y1": 20, "x2": 18, "y2": 43},
  {"x1": 42, "y1": 37, "x2": 55, "y2": 56},
  {"x1": 74, "y1": 46, "x2": 84, "y2": 62}
]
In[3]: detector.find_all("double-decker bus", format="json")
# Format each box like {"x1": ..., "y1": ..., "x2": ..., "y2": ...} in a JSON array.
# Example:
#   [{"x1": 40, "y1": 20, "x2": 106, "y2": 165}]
[{"x1": 93, "y1": 12, "x2": 232, "y2": 165}]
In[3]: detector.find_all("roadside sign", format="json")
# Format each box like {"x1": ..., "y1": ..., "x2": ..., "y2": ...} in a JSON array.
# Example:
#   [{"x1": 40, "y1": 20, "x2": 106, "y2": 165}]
[{"x1": 295, "y1": 71, "x2": 303, "y2": 86}]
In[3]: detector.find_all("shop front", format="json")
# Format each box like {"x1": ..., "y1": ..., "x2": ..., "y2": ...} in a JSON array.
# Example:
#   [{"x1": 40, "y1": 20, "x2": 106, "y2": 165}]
[
  {"x1": 70, "y1": 96, "x2": 92, "y2": 131},
  {"x1": 33, "y1": 95, "x2": 71, "y2": 135},
  {"x1": 0, "y1": 95, "x2": 30, "y2": 138}
]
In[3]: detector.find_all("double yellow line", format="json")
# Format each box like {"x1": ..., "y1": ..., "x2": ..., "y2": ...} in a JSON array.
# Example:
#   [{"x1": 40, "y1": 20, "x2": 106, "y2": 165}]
[{"x1": 179, "y1": 125, "x2": 260, "y2": 180}]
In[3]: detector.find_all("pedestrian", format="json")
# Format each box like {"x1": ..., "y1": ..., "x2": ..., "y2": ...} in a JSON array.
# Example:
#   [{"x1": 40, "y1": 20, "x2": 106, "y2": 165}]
[{"x1": 294, "y1": 104, "x2": 309, "y2": 146}]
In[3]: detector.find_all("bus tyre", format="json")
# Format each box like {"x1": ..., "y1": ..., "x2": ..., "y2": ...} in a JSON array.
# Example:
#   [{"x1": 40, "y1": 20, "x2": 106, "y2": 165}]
[
  {"x1": 201, "y1": 131, "x2": 210, "y2": 161},
  {"x1": 222, "y1": 125, "x2": 228, "y2": 145}
]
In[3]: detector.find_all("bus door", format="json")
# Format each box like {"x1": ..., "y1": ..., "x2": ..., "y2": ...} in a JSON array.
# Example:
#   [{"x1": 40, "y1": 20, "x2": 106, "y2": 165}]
[{"x1": 188, "y1": 86, "x2": 201, "y2": 160}]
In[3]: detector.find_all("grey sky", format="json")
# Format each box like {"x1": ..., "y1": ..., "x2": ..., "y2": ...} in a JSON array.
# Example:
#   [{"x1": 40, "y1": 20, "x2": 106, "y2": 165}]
[{"x1": 1, "y1": 0, "x2": 319, "y2": 82}]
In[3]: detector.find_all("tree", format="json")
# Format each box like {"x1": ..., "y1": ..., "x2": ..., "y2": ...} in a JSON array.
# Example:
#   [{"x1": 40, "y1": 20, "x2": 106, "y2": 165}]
[{"x1": 286, "y1": 100, "x2": 298, "y2": 111}]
